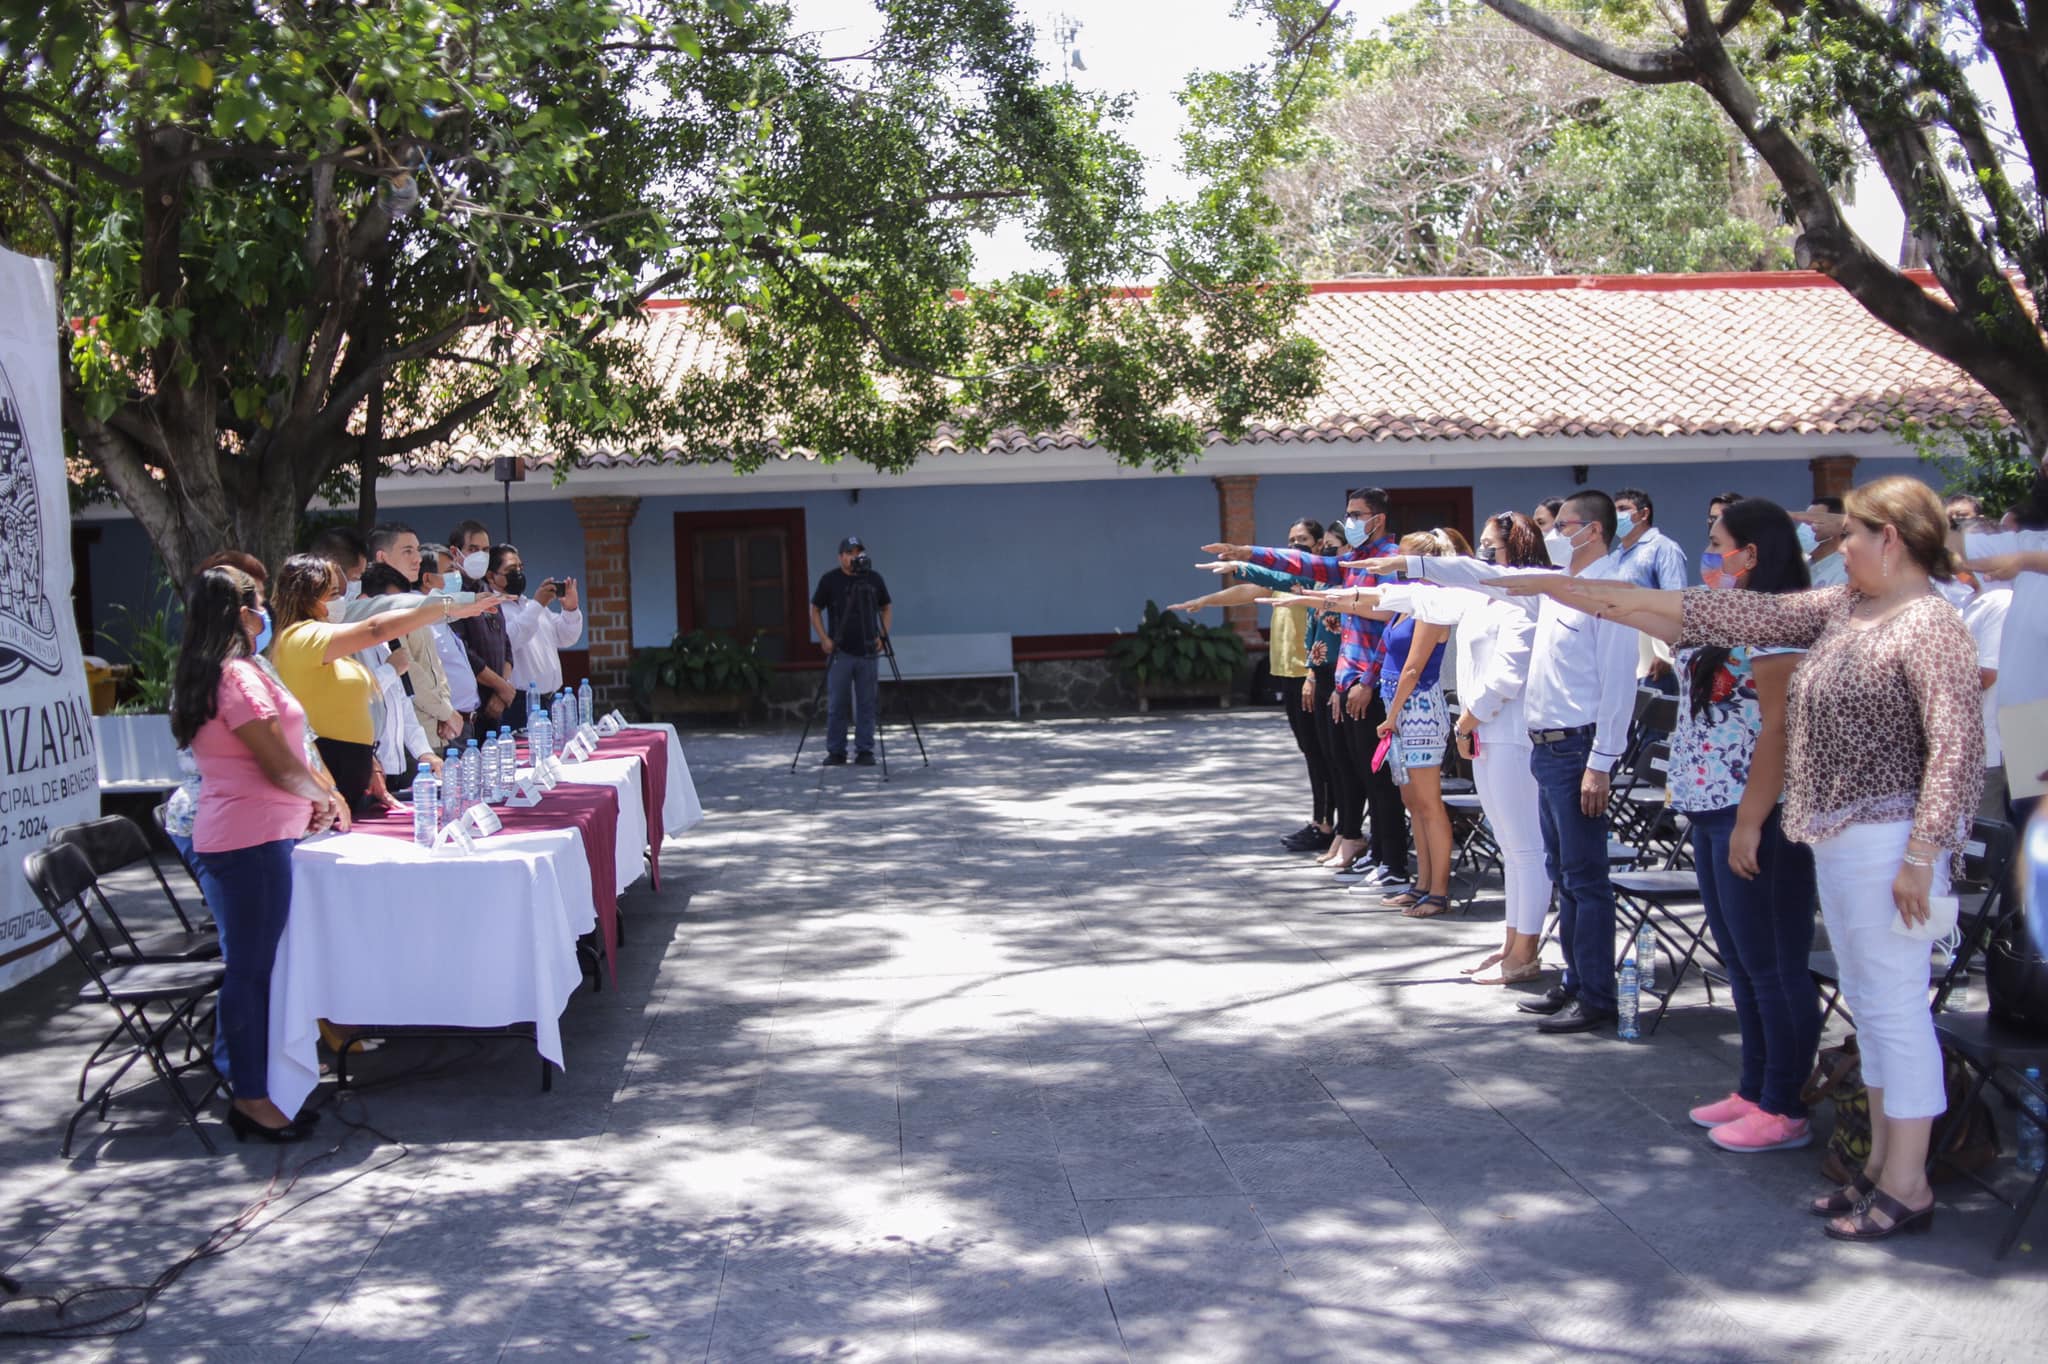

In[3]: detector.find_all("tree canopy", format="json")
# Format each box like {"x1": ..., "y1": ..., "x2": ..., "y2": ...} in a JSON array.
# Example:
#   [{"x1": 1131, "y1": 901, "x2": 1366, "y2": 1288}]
[
  {"x1": 1238, "y1": 2, "x2": 1792, "y2": 277},
  {"x1": 0, "y1": 0, "x2": 1322, "y2": 582},
  {"x1": 1471, "y1": 0, "x2": 2048, "y2": 468}
]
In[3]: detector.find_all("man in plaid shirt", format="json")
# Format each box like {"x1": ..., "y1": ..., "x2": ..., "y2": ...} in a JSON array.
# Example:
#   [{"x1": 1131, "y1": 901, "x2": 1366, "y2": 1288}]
[{"x1": 1206, "y1": 486, "x2": 1408, "y2": 885}]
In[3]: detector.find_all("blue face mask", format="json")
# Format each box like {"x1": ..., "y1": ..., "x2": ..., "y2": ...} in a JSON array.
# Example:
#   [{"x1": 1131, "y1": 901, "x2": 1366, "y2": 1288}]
[
  {"x1": 1795, "y1": 522, "x2": 1819, "y2": 555},
  {"x1": 252, "y1": 606, "x2": 273, "y2": 653},
  {"x1": 1342, "y1": 517, "x2": 1367, "y2": 547},
  {"x1": 1614, "y1": 512, "x2": 1636, "y2": 541},
  {"x1": 1700, "y1": 552, "x2": 1740, "y2": 591}
]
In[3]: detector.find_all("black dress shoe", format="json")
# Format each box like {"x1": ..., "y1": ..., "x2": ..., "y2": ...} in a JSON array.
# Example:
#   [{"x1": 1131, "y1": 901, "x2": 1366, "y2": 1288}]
[
  {"x1": 821, "y1": 753, "x2": 848, "y2": 766},
  {"x1": 854, "y1": 751, "x2": 876, "y2": 767},
  {"x1": 1536, "y1": 1000, "x2": 1618, "y2": 1034},
  {"x1": 1515, "y1": 985, "x2": 1573, "y2": 1015}
]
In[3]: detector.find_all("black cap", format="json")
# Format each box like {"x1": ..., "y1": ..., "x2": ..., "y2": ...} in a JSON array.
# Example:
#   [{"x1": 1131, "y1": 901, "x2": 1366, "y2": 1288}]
[{"x1": 839, "y1": 536, "x2": 865, "y2": 553}]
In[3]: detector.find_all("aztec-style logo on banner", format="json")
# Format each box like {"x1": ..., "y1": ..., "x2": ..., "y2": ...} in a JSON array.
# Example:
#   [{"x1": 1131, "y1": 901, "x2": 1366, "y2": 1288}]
[{"x1": 0, "y1": 361, "x2": 60, "y2": 683}]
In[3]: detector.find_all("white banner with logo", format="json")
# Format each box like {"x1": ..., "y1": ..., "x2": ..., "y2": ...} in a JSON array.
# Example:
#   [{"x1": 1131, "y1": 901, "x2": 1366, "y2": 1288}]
[{"x1": 0, "y1": 247, "x2": 100, "y2": 992}]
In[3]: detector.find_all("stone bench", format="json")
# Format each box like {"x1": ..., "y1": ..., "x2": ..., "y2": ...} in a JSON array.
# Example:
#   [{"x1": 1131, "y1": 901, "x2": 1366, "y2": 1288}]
[{"x1": 880, "y1": 633, "x2": 1019, "y2": 718}]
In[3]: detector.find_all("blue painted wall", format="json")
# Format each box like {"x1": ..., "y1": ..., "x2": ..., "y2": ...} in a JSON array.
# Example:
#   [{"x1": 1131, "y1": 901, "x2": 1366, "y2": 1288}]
[{"x1": 76, "y1": 453, "x2": 1937, "y2": 664}]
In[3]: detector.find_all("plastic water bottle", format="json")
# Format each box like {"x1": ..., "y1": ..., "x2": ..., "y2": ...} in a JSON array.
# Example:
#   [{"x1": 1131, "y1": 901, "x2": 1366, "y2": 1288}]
[
  {"x1": 2020, "y1": 1068, "x2": 2046, "y2": 1174},
  {"x1": 578, "y1": 676, "x2": 594, "y2": 728},
  {"x1": 412, "y1": 773, "x2": 440, "y2": 847},
  {"x1": 563, "y1": 686, "x2": 579, "y2": 737},
  {"x1": 530, "y1": 716, "x2": 550, "y2": 774},
  {"x1": 1637, "y1": 923, "x2": 1657, "y2": 992},
  {"x1": 442, "y1": 749, "x2": 462, "y2": 821},
  {"x1": 481, "y1": 728, "x2": 500, "y2": 800},
  {"x1": 1388, "y1": 733, "x2": 1409, "y2": 787},
  {"x1": 497, "y1": 728, "x2": 516, "y2": 795},
  {"x1": 525, "y1": 683, "x2": 541, "y2": 733},
  {"x1": 462, "y1": 738, "x2": 481, "y2": 806},
  {"x1": 1617, "y1": 963, "x2": 1642, "y2": 1040}
]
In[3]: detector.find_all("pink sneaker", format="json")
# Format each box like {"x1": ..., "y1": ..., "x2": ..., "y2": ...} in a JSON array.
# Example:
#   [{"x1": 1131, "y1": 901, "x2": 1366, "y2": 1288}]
[
  {"x1": 1688, "y1": 1093, "x2": 1760, "y2": 1129},
  {"x1": 1708, "y1": 1109, "x2": 1812, "y2": 1153}
]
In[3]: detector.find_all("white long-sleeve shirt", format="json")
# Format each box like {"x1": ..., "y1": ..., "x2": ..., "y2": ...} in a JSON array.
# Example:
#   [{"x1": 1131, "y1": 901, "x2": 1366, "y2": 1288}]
[
  {"x1": 1401, "y1": 553, "x2": 1641, "y2": 773},
  {"x1": 1964, "y1": 528, "x2": 2048, "y2": 711},
  {"x1": 367, "y1": 643, "x2": 434, "y2": 774},
  {"x1": 1380, "y1": 584, "x2": 1540, "y2": 749},
  {"x1": 501, "y1": 596, "x2": 585, "y2": 695}
]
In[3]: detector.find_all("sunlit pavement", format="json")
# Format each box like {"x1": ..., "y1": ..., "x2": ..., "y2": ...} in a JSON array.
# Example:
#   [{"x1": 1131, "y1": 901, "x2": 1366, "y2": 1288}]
[{"x1": 3, "y1": 711, "x2": 2043, "y2": 1361}]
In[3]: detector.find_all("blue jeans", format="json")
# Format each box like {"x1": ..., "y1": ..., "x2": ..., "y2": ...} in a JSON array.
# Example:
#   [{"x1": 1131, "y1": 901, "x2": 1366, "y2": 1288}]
[
  {"x1": 1689, "y1": 806, "x2": 1820, "y2": 1117},
  {"x1": 826, "y1": 650, "x2": 879, "y2": 757},
  {"x1": 192, "y1": 839, "x2": 295, "y2": 1103},
  {"x1": 1531, "y1": 733, "x2": 1617, "y2": 1013}
]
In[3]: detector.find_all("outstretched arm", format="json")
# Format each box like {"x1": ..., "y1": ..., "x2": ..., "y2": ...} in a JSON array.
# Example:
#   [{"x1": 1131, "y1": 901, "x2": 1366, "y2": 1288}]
[
  {"x1": 1499, "y1": 575, "x2": 1684, "y2": 643},
  {"x1": 1165, "y1": 583, "x2": 1269, "y2": 614}
]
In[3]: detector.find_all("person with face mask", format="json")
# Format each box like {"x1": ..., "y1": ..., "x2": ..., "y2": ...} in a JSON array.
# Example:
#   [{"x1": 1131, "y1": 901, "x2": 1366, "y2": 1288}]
[
  {"x1": 1206, "y1": 487, "x2": 1409, "y2": 886},
  {"x1": 271, "y1": 554, "x2": 503, "y2": 812},
  {"x1": 493, "y1": 544, "x2": 585, "y2": 702},
  {"x1": 1795, "y1": 498, "x2": 1848, "y2": 587},
  {"x1": 418, "y1": 546, "x2": 483, "y2": 740},
  {"x1": 361, "y1": 522, "x2": 462, "y2": 747},
  {"x1": 170, "y1": 565, "x2": 347, "y2": 1142},
  {"x1": 1357, "y1": 490, "x2": 1639, "y2": 1035},
  {"x1": 450, "y1": 541, "x2": 522, "y2": 729}
]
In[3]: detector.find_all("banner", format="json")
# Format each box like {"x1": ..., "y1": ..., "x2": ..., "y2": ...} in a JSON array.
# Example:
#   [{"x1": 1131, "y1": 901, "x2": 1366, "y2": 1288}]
[{"x1": 0, "y1": 247, "x2": 99, "y2": 992}]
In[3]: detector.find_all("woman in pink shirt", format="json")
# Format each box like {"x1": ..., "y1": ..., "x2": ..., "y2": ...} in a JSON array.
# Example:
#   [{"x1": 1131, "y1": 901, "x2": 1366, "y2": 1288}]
[{"x1": 171, "y1": 566, "x2": 349, "y2": 1143}]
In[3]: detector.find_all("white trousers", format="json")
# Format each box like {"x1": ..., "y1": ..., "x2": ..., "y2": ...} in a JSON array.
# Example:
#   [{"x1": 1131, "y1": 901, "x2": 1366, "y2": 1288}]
[
  {"x1": 1474, "y1": 742, "x2": 1548, "y2": 935},
  {"x1": 1811, "y1": 820, "x2": 1950, "y2": 1120}
]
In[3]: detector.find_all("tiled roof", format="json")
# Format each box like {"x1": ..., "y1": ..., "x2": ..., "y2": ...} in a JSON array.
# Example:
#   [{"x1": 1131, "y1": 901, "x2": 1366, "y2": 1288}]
[{"x1": 390, "y1": 271, "x2": 2003, "y2": 475}]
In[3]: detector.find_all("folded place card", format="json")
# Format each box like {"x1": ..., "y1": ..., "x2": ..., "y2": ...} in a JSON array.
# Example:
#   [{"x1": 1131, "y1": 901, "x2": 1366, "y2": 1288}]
[
  {"x1": 607, "y1": 709, "x2": 627, "y2": 728},
  {"x1": 597, "y1": 713, "x2": 623, "y2": 736},
  {"x1": 578, "y1": 723, "x2": 601, "y2": 747},
  {"x1": 465, "y1": 805, "x2": 503, "y2": 837},
  {"x1": 434, "y1": 820, "x2": 476, "y2": 856},
  {"x1": 563, "y1": 734, "x2": 594, "y2": 764},
  {"x1": 507, "y1": 771, "x2": 545, "y2": 806},
  {"x1": 539, "y1": 756, "x2": 564, "y2": 786}
]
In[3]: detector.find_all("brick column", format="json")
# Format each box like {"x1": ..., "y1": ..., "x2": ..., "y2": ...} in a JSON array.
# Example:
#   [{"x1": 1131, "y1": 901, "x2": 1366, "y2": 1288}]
[
  {"x1": 571, "y1": 496, "x2": 641, "y2": 711},
  {"x1": 1212, "y1": 475, "x2": 1263, "y2": 647},
  {"x1": 1809, "y1": 453, "x2": 1859, "y2": 501}
]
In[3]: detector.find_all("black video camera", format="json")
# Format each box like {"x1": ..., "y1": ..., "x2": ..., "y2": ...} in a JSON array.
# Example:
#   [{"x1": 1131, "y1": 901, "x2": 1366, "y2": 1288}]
[{"x1": 851, "y1": 552, "x2": 873, "y2": 575}]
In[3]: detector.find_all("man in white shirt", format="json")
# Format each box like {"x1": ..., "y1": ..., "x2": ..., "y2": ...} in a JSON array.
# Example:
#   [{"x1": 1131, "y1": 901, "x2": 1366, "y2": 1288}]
[
  {"x1": 367, "y1": 522, "x2": 461, "y2": 746},
  {"x1": 488, "y1": 546, "x2": 585, "y2": 697},
  {"x1": 358, "y1": 565, "x2": 442, "y2": 791},
  {"x1": 420, "y1": 547, "x2": 482, "y2": 738},
  {"x1": 1797, "y1": 498, "x2": 1849, "y2": 587},
  {"x1": 1963, "y1": 479, "x2": 2048, "y2": 825},
  {"x1": 1363, "y1": 489, "x2": 1639, "y2": 1034},
  {"x1": 1960, "y1": 575, "x2": 2013, "y2": 817}
]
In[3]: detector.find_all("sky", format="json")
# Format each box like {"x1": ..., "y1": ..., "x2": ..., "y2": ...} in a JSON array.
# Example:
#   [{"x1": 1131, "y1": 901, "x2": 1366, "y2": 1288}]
[{"x1": 788, "y1": 0, "x2": 1907, "y2": 280}]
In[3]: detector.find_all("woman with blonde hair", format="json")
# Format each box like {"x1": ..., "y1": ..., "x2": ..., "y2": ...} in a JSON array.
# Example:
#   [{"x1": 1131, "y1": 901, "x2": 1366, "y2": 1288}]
[{"x1": 1497, "y1": 476, "x2": 1982, "y2": 1241}]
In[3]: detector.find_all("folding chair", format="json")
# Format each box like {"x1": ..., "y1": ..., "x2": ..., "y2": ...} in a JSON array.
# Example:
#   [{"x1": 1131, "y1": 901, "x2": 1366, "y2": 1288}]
[
  {"x1": 150, "y1": 800, "x2": 209, "y2": 900},
  {"x1": 1932, "y1": 820, "x2": 2016, "y2": 1012},
  {"x1": 1610, "y1": 864, "x2": 1722, "y2": 1033},
  {"x1": 23, "y1": 844, "x2": 226, "y2": 1156},
  {"x1": 1930, "y1": 1012, "x2": 2048, "y2": 1258},
  {"x1": 49, "y1": 815, "x2": 218, "y2": 964}
]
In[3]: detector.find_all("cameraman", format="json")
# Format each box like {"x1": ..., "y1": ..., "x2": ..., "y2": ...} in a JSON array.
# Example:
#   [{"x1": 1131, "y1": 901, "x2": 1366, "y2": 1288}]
[{"x1": 809, "y1": 536, "x2": 892, "y2": 766}]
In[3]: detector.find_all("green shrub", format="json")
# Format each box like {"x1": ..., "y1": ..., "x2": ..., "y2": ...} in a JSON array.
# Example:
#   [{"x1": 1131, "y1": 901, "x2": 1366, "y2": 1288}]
[
  {"x1": 627, "y1": 629, "x2": 775, "y2": 705},
  {"x1": 1107, "y1": 601, "x2": 1247, "y2": 687}
]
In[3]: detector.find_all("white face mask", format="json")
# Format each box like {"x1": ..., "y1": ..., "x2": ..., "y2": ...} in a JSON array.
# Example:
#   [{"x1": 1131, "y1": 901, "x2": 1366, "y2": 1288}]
[
  {"x1": 1543, "y1": 527, "x2": 1581, "y2": 567},
  {"x1": 320, "y1": 597, "x2": 342, "y2": 622},
  {"x1": 461, "y1": 550, "x2": 490, "y2": 581}
]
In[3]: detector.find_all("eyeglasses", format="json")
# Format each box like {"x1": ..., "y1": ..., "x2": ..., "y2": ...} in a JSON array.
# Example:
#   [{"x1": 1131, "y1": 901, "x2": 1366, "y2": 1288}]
[{"x1": 1553, "y1": 519, "x2": 1589, "y2": 533}]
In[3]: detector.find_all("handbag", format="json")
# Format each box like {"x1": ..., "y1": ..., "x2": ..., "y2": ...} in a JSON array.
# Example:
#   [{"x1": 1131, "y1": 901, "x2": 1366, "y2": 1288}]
[{"x1": 1986, "y1": 913, "x2": 2048, "y2": 1033}]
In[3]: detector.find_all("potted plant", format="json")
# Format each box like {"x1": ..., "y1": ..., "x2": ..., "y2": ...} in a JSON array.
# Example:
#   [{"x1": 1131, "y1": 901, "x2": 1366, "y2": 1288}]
[
  {"x1": 93, "y1": 576, "x2": 185, "y2": 787},
  {"x1": 1107, "y1": 601, "x2": 1248, "y2": 711},
  {"x1": 628, "y1": 629, "x2": 775, "y2": 720}
]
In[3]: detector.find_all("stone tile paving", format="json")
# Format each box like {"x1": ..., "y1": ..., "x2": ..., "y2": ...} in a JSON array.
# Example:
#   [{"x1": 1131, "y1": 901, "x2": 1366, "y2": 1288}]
[{"x1": 2, "y1": 711, "x2": 2045, "y2": 1361}]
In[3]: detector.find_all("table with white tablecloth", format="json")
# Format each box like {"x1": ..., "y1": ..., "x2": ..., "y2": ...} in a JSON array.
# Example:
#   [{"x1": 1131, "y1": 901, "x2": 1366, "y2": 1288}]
[{"x1": 263, "y1": 723, "x2": 701, "y2": 1115}]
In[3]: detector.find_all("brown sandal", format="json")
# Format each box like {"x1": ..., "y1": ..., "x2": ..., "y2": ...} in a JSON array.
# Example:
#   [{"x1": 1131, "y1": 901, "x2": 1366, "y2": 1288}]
[
  {"x1": 1401, "y1": 894, "x2": 1453, "y2": 919},
  {"x1": 1473, "y1": 959, "x2": 1542, "y2": 985},
  {"x1": 1824, "y1": 1187, "x2": 1934, "y2": 1241},
  {"x1": 1808, "y1": 1172, "x2": 1876, "y2": 1218}
]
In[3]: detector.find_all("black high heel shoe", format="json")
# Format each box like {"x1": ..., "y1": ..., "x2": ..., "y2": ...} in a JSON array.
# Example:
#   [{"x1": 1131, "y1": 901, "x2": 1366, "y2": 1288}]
[
  {"x1": 227, "y1": 1106, "x2": 319, "y2": 1144},
  {"x1": 1823, "y1": 1187, "x2": 1935, "y2": 1242}
]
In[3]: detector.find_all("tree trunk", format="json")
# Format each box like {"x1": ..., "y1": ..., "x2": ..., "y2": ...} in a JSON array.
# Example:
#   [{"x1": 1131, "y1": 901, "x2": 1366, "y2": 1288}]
[{"x1": 357, "y1": 377, "x2": 383, "y2": 535}]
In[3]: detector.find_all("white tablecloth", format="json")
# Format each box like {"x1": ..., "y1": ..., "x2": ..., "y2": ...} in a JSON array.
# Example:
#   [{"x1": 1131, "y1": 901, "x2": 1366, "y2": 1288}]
[
  {"x1": 269, "y1": 824, "x2": 597, "y2": 1116},
  {"x1": 262, "y1": 725, "x2": 702, "y2": 1115}
]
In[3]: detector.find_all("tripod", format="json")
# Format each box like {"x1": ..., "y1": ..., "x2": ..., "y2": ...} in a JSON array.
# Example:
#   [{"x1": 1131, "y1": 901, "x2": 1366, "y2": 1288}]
[{"x1": 789, "y1": 625, "x2": 929, "y2": 780}]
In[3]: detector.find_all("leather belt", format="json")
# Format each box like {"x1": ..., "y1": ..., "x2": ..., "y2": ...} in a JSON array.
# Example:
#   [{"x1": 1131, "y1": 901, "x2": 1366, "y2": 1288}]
[{"x1": 1527, "y1": 723, "x2": 1596, "y2": 745}]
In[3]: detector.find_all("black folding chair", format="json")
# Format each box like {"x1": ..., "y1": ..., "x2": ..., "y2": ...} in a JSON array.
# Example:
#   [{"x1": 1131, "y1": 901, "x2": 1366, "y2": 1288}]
[
  {"x1": 1932, "y1": 820, "x2": 2016, "y2": 1012},
  {"x1": 1930, "y1": 1010, "x2": 2048, "y2": 1258},
  {"x1": 49, "y1": 815, "x2": 218, "y2": 964},
  {"x1": 1610, "y1": 865, "x2": 1722, "y2": 1033},
  {"x1": 23, "y1": 844, "x2": 226, "y2": 1156},
  {"x1": 150, "y1": 799, "x2": 209, "y2": 901}
]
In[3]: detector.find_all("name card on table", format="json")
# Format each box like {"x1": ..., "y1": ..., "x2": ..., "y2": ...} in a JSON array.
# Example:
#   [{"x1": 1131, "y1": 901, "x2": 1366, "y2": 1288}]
[
  {"x1": 578, "y1": 723, "x2": 601, "y2": 747},
  {"x1": 464, "y1": 804, "x2": 503, "y2": 837},
  {"x1": 434, "y1": 819, "x2": 476, "y2": 856},
  {"x1": 608, "y1": 709, "x2": 627, "y2": 727},
  {"x1": 562, "y1": 733, "x2": 595, "y2": 764},
  {"x1": 541, "y1": 755, "x2": 565, "y2": 784},
  {"x1": 597, "y1": 713, "x2": 624, "y2": 736},
  {"x1": 507, "y1": 771, "x2": 545, "y2": 807}
]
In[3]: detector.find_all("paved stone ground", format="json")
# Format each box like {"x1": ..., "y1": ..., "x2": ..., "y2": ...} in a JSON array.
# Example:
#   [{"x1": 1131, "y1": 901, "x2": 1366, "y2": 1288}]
[{"x1": 3, "y1": 711, "x2": 2045, "y2": 1362}]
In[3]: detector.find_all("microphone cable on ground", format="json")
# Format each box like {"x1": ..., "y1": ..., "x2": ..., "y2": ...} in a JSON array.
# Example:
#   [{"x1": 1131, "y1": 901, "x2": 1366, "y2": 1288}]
[{"x1": 0, "y1": 1039, "x2": 498, "y2": 1343}]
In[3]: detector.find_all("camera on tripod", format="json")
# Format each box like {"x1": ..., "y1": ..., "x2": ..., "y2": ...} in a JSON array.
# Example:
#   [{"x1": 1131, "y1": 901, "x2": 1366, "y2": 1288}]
[{"x1": 851, "y1": 551, "x2": 874, "y2": 575}]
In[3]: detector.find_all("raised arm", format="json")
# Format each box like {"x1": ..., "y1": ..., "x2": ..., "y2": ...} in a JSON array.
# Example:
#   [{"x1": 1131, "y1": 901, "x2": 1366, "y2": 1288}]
[
  {"x1": 1679, "y1": 585, "x2": 1849, "y2": 651},
  {"x1": 1203, "y1": 542, "x2": 1354, "y2": 587},
  {"x1": 1165, "y1": 583, "x2": 1270, "y2": 614},
  {"x1": 322, "y1": 594, "x2": 505, "y2": 664},
  {"x1": 1498, "y1": 575, "x2": 1684, "y2": 642}
]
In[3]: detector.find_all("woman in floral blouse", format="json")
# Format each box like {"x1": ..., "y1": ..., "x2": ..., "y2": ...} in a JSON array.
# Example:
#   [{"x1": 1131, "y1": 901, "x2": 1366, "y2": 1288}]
[{"x1": 1503, "y1": 476, "x2": 1982, "y2": 1244}]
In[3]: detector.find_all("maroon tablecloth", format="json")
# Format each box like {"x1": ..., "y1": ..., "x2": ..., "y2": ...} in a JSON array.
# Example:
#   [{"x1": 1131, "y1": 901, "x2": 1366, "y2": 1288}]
[
  {"x1": 518, "y1": 728, "x2": 670, "y2": 890},
  {"x1": 355, "y1": 784, "x2": 620, "y2": 979}
]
